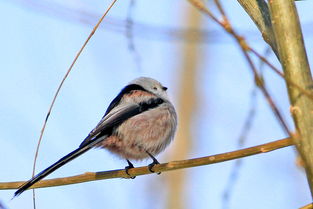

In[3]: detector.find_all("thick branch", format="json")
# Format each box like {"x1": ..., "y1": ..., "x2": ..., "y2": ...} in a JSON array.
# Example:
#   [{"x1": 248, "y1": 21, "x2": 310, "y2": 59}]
[
  {"x1": 269, "y1": 0, "x2": 313, "y2": 195},
  {"x1": 0, "y1": 138, "x2": 292, "y2": 190}
]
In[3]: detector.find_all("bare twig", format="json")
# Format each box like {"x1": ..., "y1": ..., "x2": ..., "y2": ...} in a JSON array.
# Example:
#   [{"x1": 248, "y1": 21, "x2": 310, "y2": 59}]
[
  {"x1": 250, "y1": 48, "x2": 313, "y2": 101},
  {"x1": 187, "y1": 0, "x2": 291, "y2": 136},
  {"x1": 30, "y1": 0, "x2": 118, "y2": 206},
  {"x1": 188, "y1": 1, "x2": 313, "y2": 105},
  {"x1": 0, "y1": 138, "x2": 293, "y2": 190}
]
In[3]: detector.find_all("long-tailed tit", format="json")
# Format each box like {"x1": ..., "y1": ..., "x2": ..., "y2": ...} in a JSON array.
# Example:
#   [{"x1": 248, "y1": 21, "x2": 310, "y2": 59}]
[{"x1": 14, "y1": 77, "x2": 177, "y2": 197}]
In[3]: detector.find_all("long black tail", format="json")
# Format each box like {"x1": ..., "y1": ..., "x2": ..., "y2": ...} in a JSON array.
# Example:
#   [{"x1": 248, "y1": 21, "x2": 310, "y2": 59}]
[{"x1": 14, "y1": 137, "x2": 104, "y2": 197}]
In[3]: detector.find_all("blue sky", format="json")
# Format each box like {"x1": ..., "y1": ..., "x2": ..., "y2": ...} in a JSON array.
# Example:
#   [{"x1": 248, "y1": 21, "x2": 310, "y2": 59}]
[{"x1": 1, "y1": 0, "x2": 313, "y2": 209}]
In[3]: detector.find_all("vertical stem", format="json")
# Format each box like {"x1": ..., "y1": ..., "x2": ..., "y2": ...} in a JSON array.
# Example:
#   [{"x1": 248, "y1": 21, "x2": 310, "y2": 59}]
[{"x1": 269, "y1": 0, "x2": 313, "y2": 196}]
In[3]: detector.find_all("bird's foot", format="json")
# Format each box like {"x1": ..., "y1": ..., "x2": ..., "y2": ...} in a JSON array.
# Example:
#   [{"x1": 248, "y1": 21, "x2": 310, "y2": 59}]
[
  {"x1": 146, "y1": 152, "x2": 161, "y2": 175},
  {"x1": 125, "y1": 160, "x2": 136, "y2": 179}
]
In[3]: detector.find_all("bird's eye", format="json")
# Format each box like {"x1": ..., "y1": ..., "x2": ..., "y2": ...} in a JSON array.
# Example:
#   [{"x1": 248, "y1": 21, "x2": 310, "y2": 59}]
[{"x1": 153, "y1": 87, "x2": 158, "y2": 90}]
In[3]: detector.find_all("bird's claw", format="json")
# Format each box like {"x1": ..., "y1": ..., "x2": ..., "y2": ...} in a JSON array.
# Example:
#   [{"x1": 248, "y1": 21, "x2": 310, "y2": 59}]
[
  {"x1": 146, "y1": 151, "x2": 161, "y2": 174},
  {"x1": 125, "y1": 160, "x2": 136, "y2": 179},
  {"x1": 148, "y1": 162, "x2": 161, "y2": 175}
]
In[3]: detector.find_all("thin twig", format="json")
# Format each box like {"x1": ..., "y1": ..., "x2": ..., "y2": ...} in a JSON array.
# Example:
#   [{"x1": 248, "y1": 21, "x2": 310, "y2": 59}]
[
  {"x1": 31, "y1": 0, "x2": 118, "y2": 207},
  {"x1": 0, "y1": 138, "x2": 293, "y2": 190},
  {"x1": 187, "y1": 0, "x2": 291, "y2": 136},
  {"x1": 213, "y1": 0, "x2": 227, "y2": 18},
  {"x1": 240, "y1": 40, "x2": 291, "y2": 134},
  {"x1": 216, "y1": 0, "x2": 291, "y2": 135},
  {"x1": 250, "y1": 48, "x2": 313, "y2": 101}
]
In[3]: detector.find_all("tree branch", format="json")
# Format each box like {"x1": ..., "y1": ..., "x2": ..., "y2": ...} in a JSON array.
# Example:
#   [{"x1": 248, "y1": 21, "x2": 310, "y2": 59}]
[
  {"x1": 188, "y1": 0, "x2": 291, "y2": 135},
  {"x1": 269, "y1": 0, "x2": 313, "y2": 196},
  {"x1": 0, "y1": 138, "x2": 293, "y2": 190}
]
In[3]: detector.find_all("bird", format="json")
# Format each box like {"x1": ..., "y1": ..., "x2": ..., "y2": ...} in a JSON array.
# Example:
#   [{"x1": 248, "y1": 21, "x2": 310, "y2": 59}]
[{"x1": 14, "y1": 77, "x2": 177, "y2": 197}]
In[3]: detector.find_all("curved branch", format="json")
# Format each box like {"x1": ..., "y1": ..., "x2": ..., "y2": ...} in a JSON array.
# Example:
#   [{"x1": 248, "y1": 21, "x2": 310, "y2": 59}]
[{"x1": 1, "y1": 138, "x2": 293, "y2": 191}]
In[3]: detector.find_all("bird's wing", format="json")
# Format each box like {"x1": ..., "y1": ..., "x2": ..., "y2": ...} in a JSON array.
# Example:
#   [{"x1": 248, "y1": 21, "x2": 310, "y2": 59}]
[
  {"x1": 85, "y1": 97, "x2": 164, "y2": 143},
  {"x1": 79, "y1": 102, "x2": 141, "y2": 147},
  {"x1": 103, "y1": 84, "x2": 146, "y2": 116},
  {"x1": 14, "y1": 98, "x2": 164, "y2": 197},
  {"x1": 14, "y1": 103, "x2": 141, "y2": 198}
]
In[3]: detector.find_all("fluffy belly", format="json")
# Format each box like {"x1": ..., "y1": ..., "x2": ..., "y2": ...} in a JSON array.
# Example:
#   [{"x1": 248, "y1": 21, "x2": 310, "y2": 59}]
[{"x1": 99, "y1": 105, "x2": 176, "y2": 160}]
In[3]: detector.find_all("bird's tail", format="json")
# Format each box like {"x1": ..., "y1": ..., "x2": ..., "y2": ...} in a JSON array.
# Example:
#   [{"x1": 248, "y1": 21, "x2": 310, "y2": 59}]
[{"x1": 14, "y1": 137, "x2": 104, "y2": 197}]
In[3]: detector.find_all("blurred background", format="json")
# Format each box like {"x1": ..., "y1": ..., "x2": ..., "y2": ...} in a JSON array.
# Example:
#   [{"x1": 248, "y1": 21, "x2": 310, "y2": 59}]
[{"x1": 0, "y1": 0, "x2": 313, "y2": 208}]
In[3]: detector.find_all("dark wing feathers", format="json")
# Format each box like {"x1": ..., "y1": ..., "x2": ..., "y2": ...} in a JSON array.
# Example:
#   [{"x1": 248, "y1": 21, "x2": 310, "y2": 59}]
[
  {"x1": 14, "y1": 97, "x2": 164, "y2": 197},
  {"x1": 79, "y1": 84, "x2": 146, "y2": 147},
  {"x1": 104, "y1": 84, "x2": 146, "y2": 116}
]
